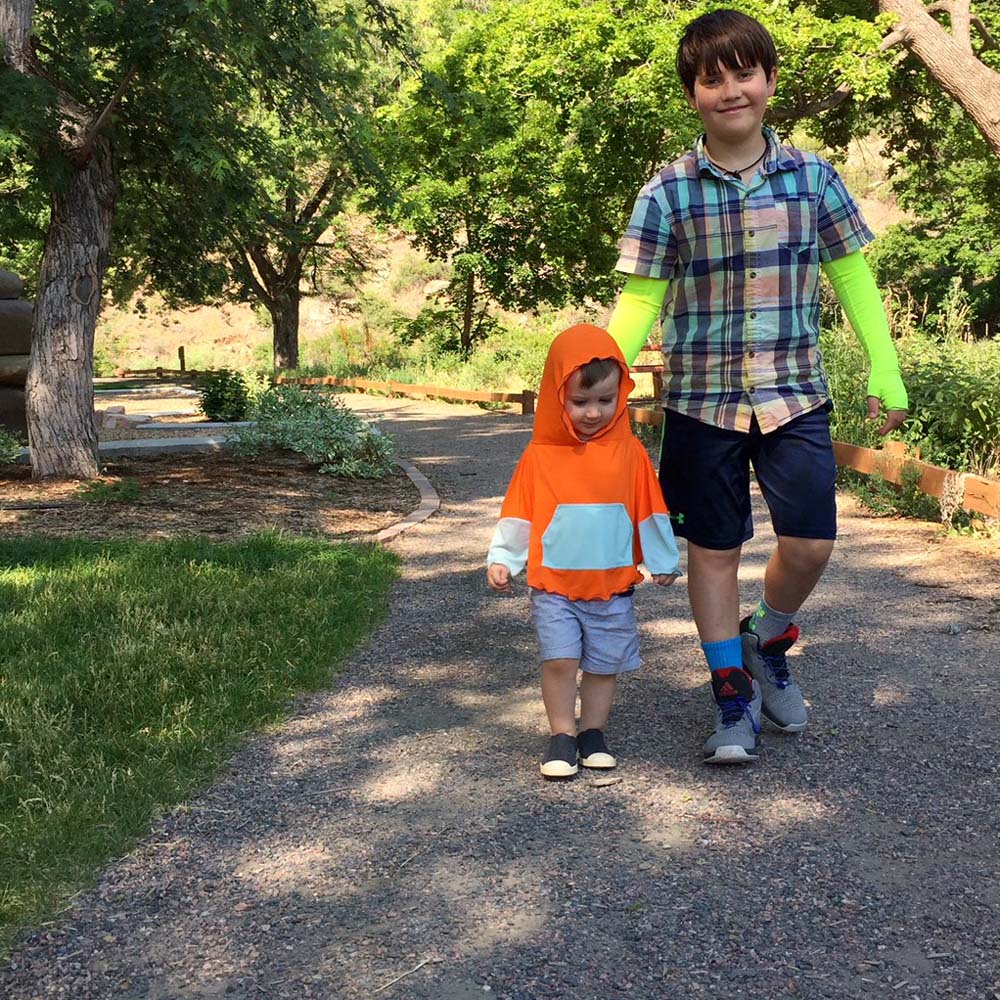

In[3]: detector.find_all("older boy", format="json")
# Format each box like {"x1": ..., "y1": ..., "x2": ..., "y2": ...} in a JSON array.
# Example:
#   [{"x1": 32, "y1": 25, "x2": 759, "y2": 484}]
[
  {"x1": 608, "y1": 9, "x2": 908, "y2": 763},
  {"x1": 487, "y1": 324, "x2": 680, "y2": 778}
]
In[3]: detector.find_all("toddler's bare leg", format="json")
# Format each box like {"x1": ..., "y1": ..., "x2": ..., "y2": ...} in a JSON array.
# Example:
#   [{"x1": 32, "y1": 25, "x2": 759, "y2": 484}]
[
  {"x1": 686, "y1": 541, "x2": 742, "y2": 642},
  {"x1": 540, "y1": 658, "x2": 580, "y2": 736},
  {"x1": 579, "y1": 672, "x2": 617, "y2": 732},
  {"x1": 764, "y1": 536, "x2": 835, "y2": 613}
]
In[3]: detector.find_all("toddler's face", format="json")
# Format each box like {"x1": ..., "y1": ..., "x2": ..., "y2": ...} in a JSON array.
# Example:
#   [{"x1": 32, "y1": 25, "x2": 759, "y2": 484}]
[{"x1": 564, "y1": 369, "x2": 620, "y2": 440}]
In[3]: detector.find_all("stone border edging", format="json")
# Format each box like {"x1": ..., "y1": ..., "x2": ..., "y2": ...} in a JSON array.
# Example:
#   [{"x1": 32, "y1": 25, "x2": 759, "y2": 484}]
[{"x1": 375, "y1": 458, "x2": 440, "y2": 544}]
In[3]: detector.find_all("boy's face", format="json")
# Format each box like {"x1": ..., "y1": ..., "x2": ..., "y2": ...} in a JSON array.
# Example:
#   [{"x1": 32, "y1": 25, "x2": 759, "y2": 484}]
[
  {"x1": 564, "y1": 369, "x2": 620, "y2": 441},
  {"x1": 685, "y1": 61, "x2": 777, "y2": 146}
]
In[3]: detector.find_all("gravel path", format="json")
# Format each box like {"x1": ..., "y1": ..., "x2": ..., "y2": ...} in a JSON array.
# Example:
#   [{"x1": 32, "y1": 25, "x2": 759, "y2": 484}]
[{"x1": 3, "y1": 396, "x2": 998, "y2": 1000}]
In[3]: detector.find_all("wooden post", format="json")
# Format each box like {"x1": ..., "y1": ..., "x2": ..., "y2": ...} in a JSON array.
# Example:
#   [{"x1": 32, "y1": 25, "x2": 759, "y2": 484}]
[
  {"x1": 521, "y1": 390, "x2": 535, "y2": 416},
  {"x1": 178, "y1": 346, "x2": 185, "y2": 372}
]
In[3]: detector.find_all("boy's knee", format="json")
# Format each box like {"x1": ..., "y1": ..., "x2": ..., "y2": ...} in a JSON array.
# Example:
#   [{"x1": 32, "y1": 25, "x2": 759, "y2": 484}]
[
  {"x1": 778, "y1": 536, "x2": 834, "y2": 571},
  {"x1": 688, "y1": 542, "x2": 742, "y2": 573}
]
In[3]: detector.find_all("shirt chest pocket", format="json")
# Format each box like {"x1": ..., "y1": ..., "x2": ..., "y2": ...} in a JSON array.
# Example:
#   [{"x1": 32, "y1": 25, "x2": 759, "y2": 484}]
[{"x1": 775, "y1": 195, "x2": 818, "y2": 256}]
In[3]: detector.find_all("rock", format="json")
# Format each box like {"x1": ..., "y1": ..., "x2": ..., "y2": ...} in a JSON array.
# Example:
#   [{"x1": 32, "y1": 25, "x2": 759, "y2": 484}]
[
  {"x1": 0, "y1": 386, "x2": 27, "y2": 434},
  {"x1": 0, "y1": 354, "x2": 29, "y2": 387},
  {"x1": 0, "y1": 300, "x2": 33, "y2": 355},
  {"x1": 0, "y1": 268, "x2": 24, "y2": 299}
]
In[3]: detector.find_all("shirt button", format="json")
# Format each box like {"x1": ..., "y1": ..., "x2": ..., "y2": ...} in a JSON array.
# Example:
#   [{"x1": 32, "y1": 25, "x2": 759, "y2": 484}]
[
  {"x1": 750, "y1": 311, "x2": 757, "y2": 319},
  {"x1": 748, "y1": 229, "x2": 755, "y2": 237},
  {"x1": 749, "y1": 387, "x2": 756, "y2": 393},
  {"x1": 750, "y1": 271, "x2": 758, "y2": 278},
  {"x1": 748, "y1": 351, "x2": 756, "y2": 358}
]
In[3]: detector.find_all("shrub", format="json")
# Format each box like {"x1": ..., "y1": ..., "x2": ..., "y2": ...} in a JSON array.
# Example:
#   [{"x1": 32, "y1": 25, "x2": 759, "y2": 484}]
[
  {"x1": 234, "y1": 385, "x2": 396, "y2": 478},
  {"x1": 198, "y1": 368, "x2": 251, "y2": 421},
  {"x1": 198, "y1": 369, "x2": 270, "y2": 422},
  {"x1": 0, "y1": 428, "x2": 25, "y2": 464},
  {"x1": 821, "y1": 323, "x2": 1000, "y2": 477}
]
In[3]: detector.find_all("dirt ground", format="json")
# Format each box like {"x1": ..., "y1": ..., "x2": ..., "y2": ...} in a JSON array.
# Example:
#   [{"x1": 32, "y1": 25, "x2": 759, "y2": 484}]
[{"x1": 0, "y1": 450, "x2": 421, "y2": 543}]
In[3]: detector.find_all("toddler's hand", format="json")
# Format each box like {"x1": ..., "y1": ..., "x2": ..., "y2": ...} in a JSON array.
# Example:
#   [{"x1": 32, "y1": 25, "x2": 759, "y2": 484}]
[
  {"x1": 487, "y1": 563, "x2": 512, "y2": 592},
  {"x1": 652, "y1": 573, "x2": 680, "y2": 587}
]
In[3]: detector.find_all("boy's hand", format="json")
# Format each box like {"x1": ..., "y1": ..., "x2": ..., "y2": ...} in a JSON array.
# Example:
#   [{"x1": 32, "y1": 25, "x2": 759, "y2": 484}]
[
  {"x1": 652, "y1": 573, "x2": 680, "y2": 587},
  {"x1": 487, "y1": 563, "x2": 512, "y2": 592},
  {"x1": 867, "y1": 395, "x2": 908, "y2": 437}
]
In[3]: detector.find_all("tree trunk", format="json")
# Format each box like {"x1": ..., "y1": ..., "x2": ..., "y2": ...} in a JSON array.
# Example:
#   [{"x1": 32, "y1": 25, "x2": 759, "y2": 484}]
[
  {"x1": 271, "y1": 287, "x2": 301, "y2": 370},
  {"x1": 879, "y1": 0, "x2": 1000, "y2": 157},
  {"x1": 25, "y1": 137, "x2": 117, "y2": 478},
  {"x1": 461, "y1": 272, "x2": 474, "y2": 355}
]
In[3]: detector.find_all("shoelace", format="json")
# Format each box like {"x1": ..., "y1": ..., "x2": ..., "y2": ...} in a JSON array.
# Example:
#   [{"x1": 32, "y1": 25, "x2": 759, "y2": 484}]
[
  {"x1": 719, "y1": 696, "x2": 750, "y2": 727},
  {"x1": 763, "y1": 651, "x2": 791, "y2": 688}
]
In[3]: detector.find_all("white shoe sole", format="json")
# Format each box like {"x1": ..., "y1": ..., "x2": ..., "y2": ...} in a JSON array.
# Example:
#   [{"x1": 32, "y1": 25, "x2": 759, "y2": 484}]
[
  {"x1": 540, "y1": 759, "x2": 578, "y2": 778},
  {"x1": 704, "y1": 744, "x2": 760, "y2": 764},
  {"x1": 762, "y1": 710, "x2": 807, "y2": 733},
  {"x1": 579, "y1": 752, "x2": 616, "y2": 769}
]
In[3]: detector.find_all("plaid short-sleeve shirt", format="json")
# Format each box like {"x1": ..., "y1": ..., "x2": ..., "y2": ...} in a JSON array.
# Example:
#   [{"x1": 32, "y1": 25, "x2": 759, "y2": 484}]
[{"x1": 616, "y1": 127, "x2": 874, "y2": 434}]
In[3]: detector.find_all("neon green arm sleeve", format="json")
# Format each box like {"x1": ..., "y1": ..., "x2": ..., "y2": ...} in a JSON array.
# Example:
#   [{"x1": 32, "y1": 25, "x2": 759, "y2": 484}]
[
  {"x1": 607, "y1": 274, "x2": 670, "y2": 366},
  {"x1": 822, "y1": 251, "x2": 908, "y2": 410}
]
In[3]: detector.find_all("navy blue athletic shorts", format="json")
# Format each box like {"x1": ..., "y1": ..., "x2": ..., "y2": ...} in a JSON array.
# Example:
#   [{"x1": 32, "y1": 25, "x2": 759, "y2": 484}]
[{"x1": 658, "y1": 405, "x2": 837, "y2": 551}]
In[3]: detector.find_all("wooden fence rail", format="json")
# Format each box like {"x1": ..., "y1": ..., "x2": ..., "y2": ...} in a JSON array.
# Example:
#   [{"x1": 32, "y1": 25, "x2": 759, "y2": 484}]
[
  {"x1": 628, "y1": 405, "x2": 1000, "y2": 519},
  {"x1": 274, "y1": 374, "x2": 536, "y2": 415}
]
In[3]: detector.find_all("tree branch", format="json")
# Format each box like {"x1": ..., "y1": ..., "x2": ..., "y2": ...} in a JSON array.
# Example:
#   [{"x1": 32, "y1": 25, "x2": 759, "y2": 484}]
[
  {"x1": 74, "y1": 66, "x2": 137, "y2": 165},
  {"x1": 297, "y1": 166, "x2": 340, "y2": 226},
  {"x1": 233, "y1": 246, "x2": 275, "y2": 308},
  {"x1": 768, "y1": 84, "x2": 852, "y2": 122},
  {"x1": 971, "y1": 15, "x2": 998, "y2": 50},
  {"x1": 769, "y1": 30, "x2": 909, "y2": 122}
]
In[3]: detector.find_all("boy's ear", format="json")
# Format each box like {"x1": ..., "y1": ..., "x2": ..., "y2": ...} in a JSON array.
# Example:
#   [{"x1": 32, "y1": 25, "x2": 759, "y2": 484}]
[
  {"x1": 766, "y1": 67, "x2": 778, "y2": 97},
  {"x1": 684, "y1": 87, "x2": 697, "y2": 111}
]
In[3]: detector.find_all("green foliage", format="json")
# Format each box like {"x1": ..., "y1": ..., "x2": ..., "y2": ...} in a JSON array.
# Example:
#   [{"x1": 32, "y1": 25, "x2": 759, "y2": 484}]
[
  {"x1": 234, "y1": 385, "x2": 396, "y2": 477},
  {"x1": 853, "y1": 2, "x2": 1000, "y2": 339},
  {"x1": 0, "y1": 429, "x2": 25, "y2": 464},
  {"x1": 75, "y1": 477, "x2": 141, "y2": 504},
  {"x1": 377, "y1": 0, "x2": 891, "y2": 336},
  {"x1": 197, "y1": 368, "x2": 253, "y2": 422},
  {"x1": 821, "y1": 320, "x2": 1000, "y2": 477},
  {"x1": 2, "y1": 0, "x2": 407, "y2": 370},
  {"x1": 867, "y1": 225, "x2": 1000, "y2": 338},
  {"x1": 840, "y1": 465, "x2": 940, "y2": 522},
  {"x1": 0, "y1": 532, "x2": 398, "y2": 948}
]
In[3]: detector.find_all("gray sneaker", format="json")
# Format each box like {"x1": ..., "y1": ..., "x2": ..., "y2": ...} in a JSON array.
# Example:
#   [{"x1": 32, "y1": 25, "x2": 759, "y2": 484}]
[
  {"x1": 740, "y1": 617, "x2": 808, "y2": 732},
  {"x1": 703, "y1": 668, "x2": 762, "y2": 764}
]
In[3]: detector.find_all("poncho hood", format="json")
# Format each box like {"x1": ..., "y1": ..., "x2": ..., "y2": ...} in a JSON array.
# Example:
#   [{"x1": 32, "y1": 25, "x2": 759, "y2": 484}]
[{"x1": 532, "y1": 324, "x2": 636, "y2": 446}]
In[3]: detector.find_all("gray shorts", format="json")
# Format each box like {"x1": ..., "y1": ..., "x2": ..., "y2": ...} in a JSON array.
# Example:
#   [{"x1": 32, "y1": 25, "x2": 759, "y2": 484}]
[{"x1": 530, "y1": 589, "x2": 640, "y2": 675}]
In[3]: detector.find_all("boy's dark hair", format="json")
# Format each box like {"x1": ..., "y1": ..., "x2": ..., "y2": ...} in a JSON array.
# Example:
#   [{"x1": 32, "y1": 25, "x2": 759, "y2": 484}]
[
  {"x1": 577, "y1": 357, "x2": 621, "y2": 389},
  {"x1": 675, "y1": 9, "x2": 778, "y2": 95}
]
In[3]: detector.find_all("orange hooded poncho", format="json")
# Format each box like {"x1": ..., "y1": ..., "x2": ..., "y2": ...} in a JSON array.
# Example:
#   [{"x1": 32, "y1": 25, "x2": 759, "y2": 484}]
[{"x1": 487, "y1": 324, "x2": 680, "y2": 601}]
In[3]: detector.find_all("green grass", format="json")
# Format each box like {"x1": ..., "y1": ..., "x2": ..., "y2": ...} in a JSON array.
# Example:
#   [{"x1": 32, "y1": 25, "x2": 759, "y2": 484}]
[
  {"x1": 0, "y1": 531, "x2": 398, "y2": 951},
  {"x1": 75, "y1": 476, "x2": 142, "y2": 504}
]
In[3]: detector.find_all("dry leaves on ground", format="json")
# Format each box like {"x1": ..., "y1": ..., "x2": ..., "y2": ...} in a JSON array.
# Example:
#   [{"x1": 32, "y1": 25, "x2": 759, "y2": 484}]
[{"x1": 0, "y1": 450, "x2": 420, "y2": 542}]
